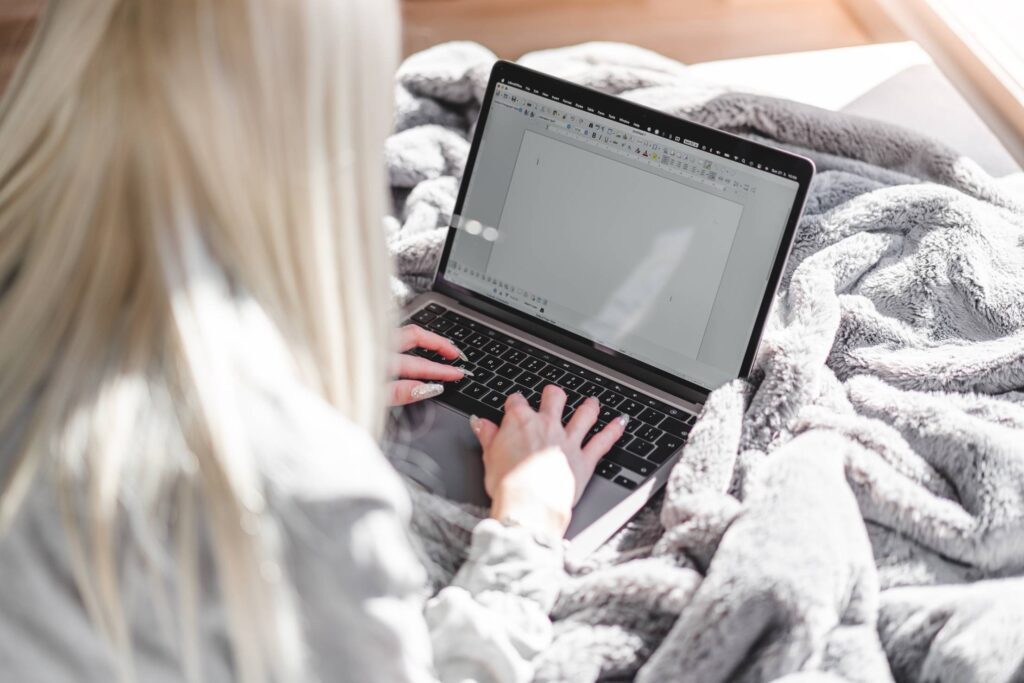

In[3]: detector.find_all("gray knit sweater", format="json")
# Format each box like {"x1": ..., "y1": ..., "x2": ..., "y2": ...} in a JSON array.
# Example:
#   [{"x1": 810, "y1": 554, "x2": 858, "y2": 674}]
[{"x1": 0, "y1": 389, "x2": 561, "y2": 683}]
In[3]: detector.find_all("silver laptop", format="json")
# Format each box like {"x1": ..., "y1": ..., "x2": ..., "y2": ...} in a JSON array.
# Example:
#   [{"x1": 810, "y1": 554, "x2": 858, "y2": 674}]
[{"x1": 387, "y1": 61, "x2": 814, "y2": 559}]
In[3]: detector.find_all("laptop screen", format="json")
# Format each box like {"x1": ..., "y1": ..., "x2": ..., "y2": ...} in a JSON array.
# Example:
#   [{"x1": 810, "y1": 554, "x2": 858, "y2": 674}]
[{"x1": 441, "y1": 79, "x2": 802, "y2": 391}]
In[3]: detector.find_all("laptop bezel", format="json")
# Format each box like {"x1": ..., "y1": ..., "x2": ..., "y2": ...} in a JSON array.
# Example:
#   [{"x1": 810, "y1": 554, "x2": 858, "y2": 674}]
[{"x1": 430, "y1": 60, "x2": 814, "y2": 405}]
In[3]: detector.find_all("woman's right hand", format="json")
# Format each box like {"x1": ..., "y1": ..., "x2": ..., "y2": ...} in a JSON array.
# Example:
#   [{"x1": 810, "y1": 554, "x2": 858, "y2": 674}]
[{"x1": 470, "y1": 386, "x2": 629, "y2": 540}]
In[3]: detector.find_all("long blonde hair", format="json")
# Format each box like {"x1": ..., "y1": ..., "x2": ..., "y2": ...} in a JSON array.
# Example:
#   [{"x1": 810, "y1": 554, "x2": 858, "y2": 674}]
[{"x1": 0, "y1": 0, "x2": 399, "y2": 680}]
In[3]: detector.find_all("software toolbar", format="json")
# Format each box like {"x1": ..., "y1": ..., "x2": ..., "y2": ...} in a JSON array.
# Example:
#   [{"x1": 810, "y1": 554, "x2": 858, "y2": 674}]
[{"x1": 493, "y1": 82, "x2": 789, "y2": 199}]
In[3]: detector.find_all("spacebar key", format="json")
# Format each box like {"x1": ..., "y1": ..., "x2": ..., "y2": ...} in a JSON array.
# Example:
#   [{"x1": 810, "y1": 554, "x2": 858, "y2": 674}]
[
  {"x1": 605, "y1": 448, "x2": 654, "y2": 477},
  {"x1": 435, "y1": 386, "x2": 502, "y2": 423}
]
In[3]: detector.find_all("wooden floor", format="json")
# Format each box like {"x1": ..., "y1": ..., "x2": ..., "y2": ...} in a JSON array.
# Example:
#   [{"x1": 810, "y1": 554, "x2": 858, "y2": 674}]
[
  {"x1": 1, "y1": 1, "x2": 876, "y2": 95},
  {"x1": 0, "y1": 0, "x2": 41, "y2": 94},
  {"x1": 402, "y1": 0, "x2": 875, "y2": 63}
]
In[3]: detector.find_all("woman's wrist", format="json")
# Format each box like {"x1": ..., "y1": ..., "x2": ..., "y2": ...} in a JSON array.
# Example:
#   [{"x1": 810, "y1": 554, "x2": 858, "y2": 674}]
[{"x1": 490, "y1": 489, "x2": 571, "y2": 540}]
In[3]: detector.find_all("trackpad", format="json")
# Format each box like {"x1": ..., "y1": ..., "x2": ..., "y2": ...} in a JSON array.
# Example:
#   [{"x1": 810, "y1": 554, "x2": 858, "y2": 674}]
[{"x1": 384, "y1": 401, "x2": 490, "y2": 507}]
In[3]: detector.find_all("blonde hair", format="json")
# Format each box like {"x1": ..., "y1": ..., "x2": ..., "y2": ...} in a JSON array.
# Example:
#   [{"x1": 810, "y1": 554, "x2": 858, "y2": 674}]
[{"x1": 0, "y1": 0, "x2": 399, "y2": 680}]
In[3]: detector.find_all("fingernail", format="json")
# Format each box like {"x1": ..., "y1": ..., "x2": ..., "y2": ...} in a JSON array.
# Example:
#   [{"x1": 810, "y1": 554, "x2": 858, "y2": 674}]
[
  {"x1": 617, "y1": 414, "x2": 629, "y2": 428},
  {"x1": 457, "y1": 349, "x2": 470, "y2": 363},
  {"x1": 411, "y1": 383, "x2": 444, "y2": 400},
  {"x1": 469, "y1": 414, "x2": 481, "y2": 433},
  {"x1": 460, "y1": 368, "x2": 475, "y2": 378}
]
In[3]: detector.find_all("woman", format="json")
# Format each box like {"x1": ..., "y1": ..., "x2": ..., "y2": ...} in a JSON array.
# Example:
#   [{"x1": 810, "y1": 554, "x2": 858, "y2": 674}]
[{"x1": 0, "y1": 1, "x2": 627, "y2": 681}]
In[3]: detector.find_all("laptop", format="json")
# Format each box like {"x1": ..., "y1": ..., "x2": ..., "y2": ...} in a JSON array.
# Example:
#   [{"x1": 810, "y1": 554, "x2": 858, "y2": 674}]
[{"x1": 387, "y1": 61, "x2": 814, "y2": 558}]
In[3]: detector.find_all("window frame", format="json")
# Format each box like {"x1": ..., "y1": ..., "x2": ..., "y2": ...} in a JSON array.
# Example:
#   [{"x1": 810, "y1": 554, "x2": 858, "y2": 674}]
[{"x1": 850, "y1": 0, "x2": 1024, "y2": 166}]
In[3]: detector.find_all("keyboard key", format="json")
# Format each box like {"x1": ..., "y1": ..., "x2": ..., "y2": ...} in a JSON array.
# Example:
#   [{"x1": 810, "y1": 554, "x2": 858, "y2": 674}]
[
  {"x1": 648, "y1": 447, "x2": 676, "y2": 465},
  {"x1": 460, "y1": 382, "x2": 489, "y2": 400},
  {"x1": 649, "y1": 435, "x2": 684, "y2": 464},
  {"x1": 496, "y1": 362, "x2": 523, "y2": 380},
  {"x1": 601, "y1": 391, "x2": 625, "y2": 409},
  {"x1": 619, "y1": 399, "x2": 644, "y2": 416},
  {"x1": 595, "y1": 460, "x2": 621, "y2": 480},
  {"x1": 657, "y1": 435, "x2": 683, "y2": 451},
  {"x1": 425, "y1": 303, "x2": 446, "y2": 314},
  {"x1": 470, "y1": 367, "x2": 494, "y2": 384},
  {"x1": 607, "y1": 448, "x2": 655, "y2": 477},
  {"x1": 516, "y1": 371, "x2": 541, "y2": 388},
  {"x1": 578, "y1": 382, "x2": 605, "y2": 399},
  {"x1": 441, "y1": 310, "x2": 473, "y2": 326},
  {"x1": 560, "y1": 373, "x2": 584, "y2": 390},
  {"x1": 411, "y1": 309, "x2": 436, "y2": 325},
  {"x1": 483, "y1": 341, "x2": 508, "y2": 356},
  {"x1": 637, "y1": 425, "x2": 663, "y2": 443},
  {"x1": 448, "y1": 325, "x2": 472, "y2": 342},
  {"x1": 465, "y1": 333, "x2": 489, "y2": 348},
  {"x1": 598, "y1": 407, "x2": 618, "y2": 423},
  {"x1": 626, "y1": 438, "x2": 655, "y2": 458},
  {"x1": 637, "y1": 407, "x2": 664, "y2": 426},
  {"x1": 479, "y1": 356, "x2": 502, "y2": 371},
  {"x1": 426, "y1": 318, "x2": 454, "y2": 334},
  {"x1": 625, "y1": 419, "x2": 641, "y2": 434},
  {"x1": 660, "y1": 416, "x2": 692, "y2": 437},
  {"x1": 485, "y1": 375, "x2": 514, "y2": 394},
  {"x1": 525, "y1": 391, "x2": 542, "y2": 410},
  {"x1": 540, "y1": 366, "x2": 565, "y2": 383},
  {"x1": 463, "y1": 347, "x2": 485, "y2": 363},
  {"x1": 613, "y1": 475, "x2": 638, "y2": 490},
  {"x1": 502, "y1": 348, "x2": 527, "y2": 364},
  {"x1": 522, "y1": 357, "x2": 546, "y2": 373}
]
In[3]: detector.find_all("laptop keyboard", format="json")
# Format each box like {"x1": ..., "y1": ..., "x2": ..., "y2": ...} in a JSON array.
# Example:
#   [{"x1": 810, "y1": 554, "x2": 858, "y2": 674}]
[{"x1": 404, "y1": 303, "x2": 696, "y2": 490}]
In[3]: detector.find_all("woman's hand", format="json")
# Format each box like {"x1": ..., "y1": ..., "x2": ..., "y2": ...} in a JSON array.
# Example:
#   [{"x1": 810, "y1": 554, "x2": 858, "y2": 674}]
[
  {"x1": 390, "y1": 324, "x2": 471, "y2": 406},
  {"x1": 470, "y1": 386, "x2": 629, "y2": 539}
]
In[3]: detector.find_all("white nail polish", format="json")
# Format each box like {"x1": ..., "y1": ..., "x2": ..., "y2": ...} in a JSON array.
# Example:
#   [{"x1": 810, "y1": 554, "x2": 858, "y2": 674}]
[
  {"x1": 461, "y1": 368, "x2": 475, "y2": 378},
  {"x1": 411, "y1": 383, "x2": 444, "y2": 401},
  {"x1": 457, "y1": 350, "x2": 470, "y2": 363},
  {"x1": 617, "y1": 414, "x2": 630, "y2": 428},
  {"x1": 469, "y1": 415, "x2": 481, "y2": 433}
]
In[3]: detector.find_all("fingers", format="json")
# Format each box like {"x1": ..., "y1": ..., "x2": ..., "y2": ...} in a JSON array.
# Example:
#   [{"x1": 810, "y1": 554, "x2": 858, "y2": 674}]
[
  {"x1": 581, "y1": 414, "x2": 629, "y2": 464},
  {"x1": 539, "y1": 385, "x2": 566, "y2": 421},
  {"x1": 395, "y1": 354, "x2": 470, "y2": 383},
  {"x1": 504, "y1": 392, "x2": 533, "y2": 419},
  {"x1": 566, "y1": 397, "x2": 600, "y2": 442},
  {"x1": 470, "y1": 414, "x2": 498, "y2": 450},
  {"x1": 398, "y1": 324, "x2": 466, "y2": 361},
  {"x1": 389, "y1": 380, "x2": 445, "y2": 406}
]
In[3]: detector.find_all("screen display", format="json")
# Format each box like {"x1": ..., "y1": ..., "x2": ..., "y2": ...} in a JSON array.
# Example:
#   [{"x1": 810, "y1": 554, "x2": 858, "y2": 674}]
[{"x1": 443, "y1": 81, "x2": 800, "y2": 390}]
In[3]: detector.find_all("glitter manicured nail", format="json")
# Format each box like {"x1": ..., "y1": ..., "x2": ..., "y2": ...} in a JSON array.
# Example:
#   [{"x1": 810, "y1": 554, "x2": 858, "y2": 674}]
[
  {"x1": 469, "y1": 415, "x2": 481, "y2": 433},
  {"x1": 617, "y1": 414, "x2": 630, "y2": 428},
  {"x1": 411, "y1": 383, "x2": 444, "y2": 401},
  {"x1": 457, "y1": 349, "x2": 470, "y2": 363}
]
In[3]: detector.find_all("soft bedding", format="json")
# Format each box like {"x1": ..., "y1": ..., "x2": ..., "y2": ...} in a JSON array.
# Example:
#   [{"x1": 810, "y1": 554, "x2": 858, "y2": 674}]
[{"x1": 386, "y1": 41, "x2": 1024, "y2": 683}]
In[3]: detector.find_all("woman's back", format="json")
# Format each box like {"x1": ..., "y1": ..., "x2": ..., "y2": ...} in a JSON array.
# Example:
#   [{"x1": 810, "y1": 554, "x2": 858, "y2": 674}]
[{"x1": 0, "y1": 0, "x2": 402, "y2": 678}]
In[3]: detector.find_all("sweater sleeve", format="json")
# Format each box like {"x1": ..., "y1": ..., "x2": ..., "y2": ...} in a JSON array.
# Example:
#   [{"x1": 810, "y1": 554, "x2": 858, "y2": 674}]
[
  {"x1": 282, "y1": 491, "x2": 564, "y2": 683},
  {"x1": 424, "y1": 518, "x2": 565, "y2": 683}
]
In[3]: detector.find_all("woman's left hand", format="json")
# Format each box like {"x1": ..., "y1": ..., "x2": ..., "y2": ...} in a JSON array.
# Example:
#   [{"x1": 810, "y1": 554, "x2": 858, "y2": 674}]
[{"x1": 389, "y1": 324, "x2": 471, "y2": 406}]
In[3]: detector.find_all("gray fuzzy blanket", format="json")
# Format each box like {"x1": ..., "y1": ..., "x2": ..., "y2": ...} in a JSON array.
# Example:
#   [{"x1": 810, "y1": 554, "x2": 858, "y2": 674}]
[{"x1": 386, "y1": 41, "x2": 1024, "y2": 683}]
